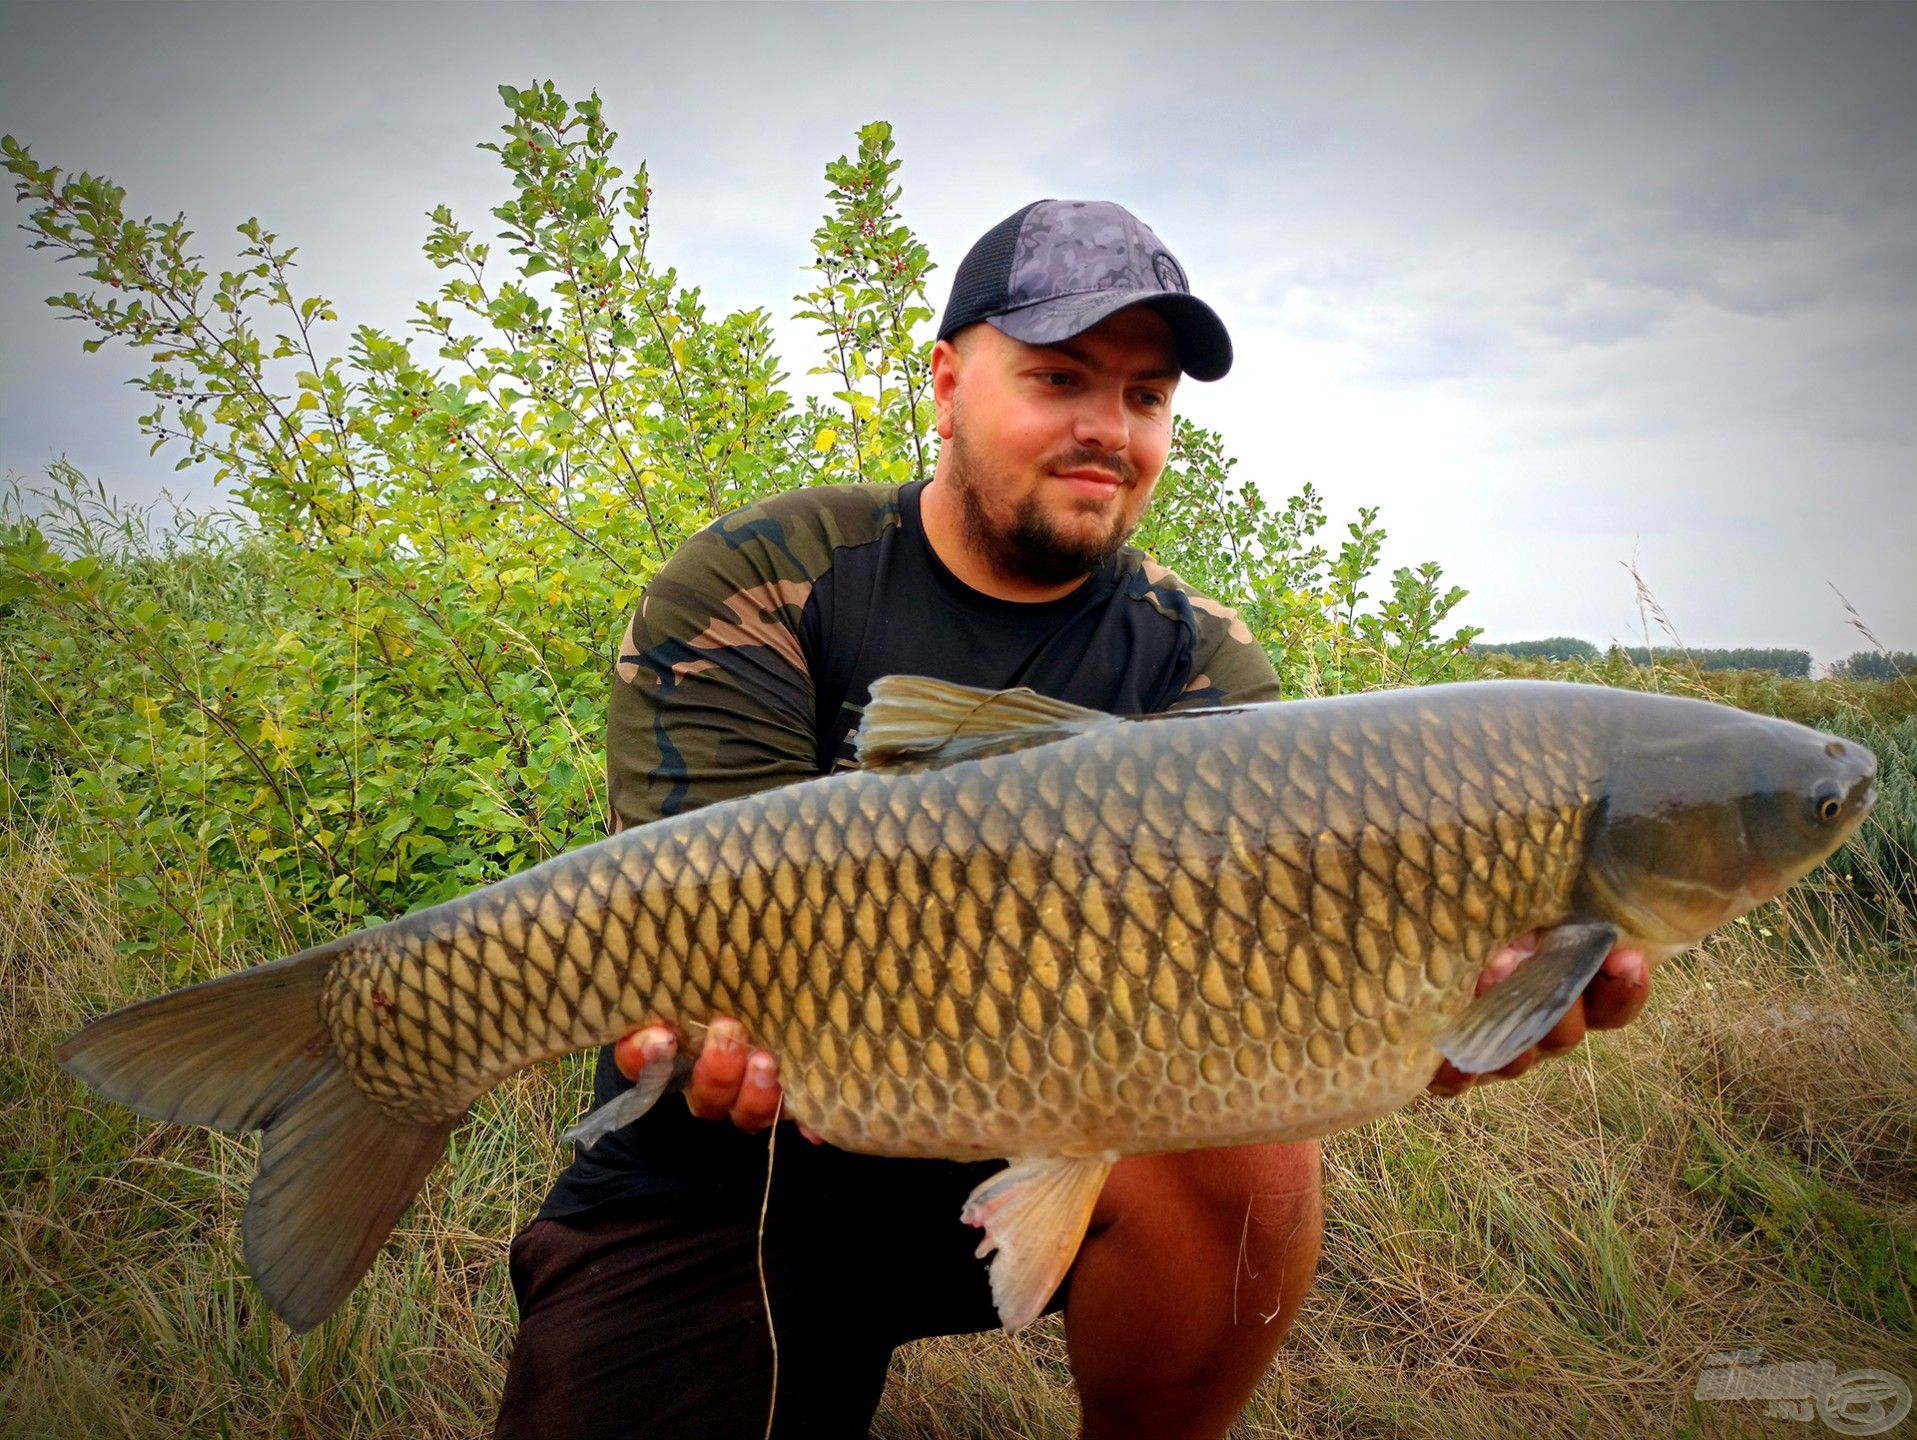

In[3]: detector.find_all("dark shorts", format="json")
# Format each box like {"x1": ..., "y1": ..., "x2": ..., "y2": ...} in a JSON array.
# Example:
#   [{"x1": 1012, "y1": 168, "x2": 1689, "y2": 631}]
[{"x1": 494, "y1": 1140, "x2": 1047, "y2": 1440}]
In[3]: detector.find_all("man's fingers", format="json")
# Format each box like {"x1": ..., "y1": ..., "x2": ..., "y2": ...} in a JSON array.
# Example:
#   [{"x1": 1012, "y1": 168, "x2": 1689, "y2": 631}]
[
  {"x1": 1427, "y1": 1059, "x2": 1476, "y2": 1097},
  {"x1": 1491, "y1": 1046, "x2": 1541, "y2": 1081},
  {"x1": 685, "y1": 1018, "x2": 749, "y2": 1120},
  {"x1": 1531, "y1": 996, "x2": 1588, "y2": 1059},
  {"x1": 729, "y1": 1053, "x2": 783, "y2": 1133},
  {"x1": 1430, "y1": 1039, "x2": 1543, "y2": 1094},
  {"x1": 1475, "y1": 929, "x2": 1540, "y2": 996},
  {"x1": 614, "y1": 1024, "x2": 677, "y2": 1082},
  {"x1": 613, "y1": 1017, "x2": 787, "y2": 1134},
  {"x1": 1585, "y1": 949, "x2": 1652, "y2": 1029}
]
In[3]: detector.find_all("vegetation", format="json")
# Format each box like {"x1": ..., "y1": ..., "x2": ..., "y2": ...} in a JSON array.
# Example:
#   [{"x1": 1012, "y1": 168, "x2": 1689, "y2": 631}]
[
  {"x1": 1475, "y1": 640, "x2": 1816, "y2": 678},
  {"x1": 1470, "y1": 636, "x2": 1602, "y2": 664},
  {"x1": 0, "y1": 82, "x2": 1472, "y2": 957},
  {"x1": 1831, "y1": 650, "x2": 1917, "y2": 683},
  {"x1": 1133, "y1": 427, "x2": 1481, "y2": 694},
  {"x1": 3, "y1": 80, "x2": 1912, "y2": 1440}
]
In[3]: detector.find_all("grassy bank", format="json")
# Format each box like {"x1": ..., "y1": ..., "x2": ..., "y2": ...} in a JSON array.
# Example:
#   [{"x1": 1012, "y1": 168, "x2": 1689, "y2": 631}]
[
  {"x1": 3, "y1": 796, "x2": 1911, "y2": 1439},
  {"x1": 877, "y1": 884, "x2": 1917, "y2": 1440}
]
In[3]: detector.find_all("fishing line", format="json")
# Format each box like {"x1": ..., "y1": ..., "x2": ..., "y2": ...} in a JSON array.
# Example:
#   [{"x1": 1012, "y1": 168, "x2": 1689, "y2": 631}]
[{"x1": 758, "y1": 1093, "x2": 783, "y2": 1440}]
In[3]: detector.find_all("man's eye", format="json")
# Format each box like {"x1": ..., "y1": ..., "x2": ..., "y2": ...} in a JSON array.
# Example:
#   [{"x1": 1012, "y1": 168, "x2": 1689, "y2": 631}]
[
  {"x1": 1134, "y1": 391, "x2": 1167, "y2": 409},
  {"x1": 1041, "y1": 372, "x2": 1073, "y2": 386}
]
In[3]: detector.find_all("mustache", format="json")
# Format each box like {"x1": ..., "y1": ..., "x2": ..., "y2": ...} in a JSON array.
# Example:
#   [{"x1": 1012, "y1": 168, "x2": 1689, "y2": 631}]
[{"x1": 1046, "y1": 449, "x2": 1138, "y2": 486}]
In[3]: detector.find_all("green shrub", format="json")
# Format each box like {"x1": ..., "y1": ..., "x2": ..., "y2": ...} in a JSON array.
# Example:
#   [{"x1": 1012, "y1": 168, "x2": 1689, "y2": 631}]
[
  {"x1": 1474, "y1": 641, "x2": 1815, "y2": 677},
  {"x1": 3, "y1": 82, "x2": 1472, "y2": 955},
  {"x1": 1133, "y1": 422, "x2": 1481, "y2": 695}
]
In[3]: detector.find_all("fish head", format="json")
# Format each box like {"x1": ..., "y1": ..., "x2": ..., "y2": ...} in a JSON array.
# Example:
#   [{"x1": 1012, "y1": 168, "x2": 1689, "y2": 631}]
[{"x1": 1578, "y1": 706, "x2": 1877, "y2": 947}]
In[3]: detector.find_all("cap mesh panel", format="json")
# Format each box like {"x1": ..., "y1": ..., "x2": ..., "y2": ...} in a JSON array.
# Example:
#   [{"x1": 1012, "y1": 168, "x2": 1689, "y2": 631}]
[{"x1": 937, "y1": 202, "x2": 1042, "y2": 340}]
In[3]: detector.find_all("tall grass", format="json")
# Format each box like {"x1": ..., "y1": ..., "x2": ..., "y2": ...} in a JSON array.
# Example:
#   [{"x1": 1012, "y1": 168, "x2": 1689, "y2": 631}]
[
  {"x1": 5, "y1": 530, "x2": 1912, "y2": 1437},
  {"x1": 4, "y1": 756, "x2": 1912, "y2": 1438}
]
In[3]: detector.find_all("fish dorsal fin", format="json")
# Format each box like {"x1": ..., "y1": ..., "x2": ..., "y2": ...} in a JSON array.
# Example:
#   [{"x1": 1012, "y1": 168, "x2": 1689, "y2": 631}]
[{"x1": 855, "y1": 675, "x2": 1114, "y2": 770}]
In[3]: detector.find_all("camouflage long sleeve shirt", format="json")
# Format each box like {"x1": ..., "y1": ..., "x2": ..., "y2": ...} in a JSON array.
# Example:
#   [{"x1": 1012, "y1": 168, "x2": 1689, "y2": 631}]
[{"x1": 540, "y1": 477, "x2": 1280, "y2": 1218}]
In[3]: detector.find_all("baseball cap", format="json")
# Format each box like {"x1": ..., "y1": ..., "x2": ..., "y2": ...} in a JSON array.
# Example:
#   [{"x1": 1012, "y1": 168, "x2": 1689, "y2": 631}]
[{"x1": 937, "y1": 199, "x2": 1233, "y2": 381}]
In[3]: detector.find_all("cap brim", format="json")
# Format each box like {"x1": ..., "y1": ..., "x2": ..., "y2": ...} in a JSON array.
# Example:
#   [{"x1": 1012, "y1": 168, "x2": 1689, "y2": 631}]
[{"x1": 987, "y1": 289, "x2": 1233, "y2": 381}]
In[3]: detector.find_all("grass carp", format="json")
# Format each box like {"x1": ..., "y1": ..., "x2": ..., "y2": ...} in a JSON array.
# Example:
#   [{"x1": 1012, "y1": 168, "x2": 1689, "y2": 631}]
[{"x1": 58, "y1": 677, "x2": 1877, "y2": 1333}]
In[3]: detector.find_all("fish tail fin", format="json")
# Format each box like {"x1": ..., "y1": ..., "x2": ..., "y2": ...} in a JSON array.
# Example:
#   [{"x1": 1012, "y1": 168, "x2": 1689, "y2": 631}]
[
  {"x1": 242, "y1": 1055, "x2": 456, "y2": 1331},
  {"x1": 57, "y1": 942, "x2": 345, "y2": 1133},
  {"x1": 57, "y1": 939, "x2": 458, "y2": 1332}
]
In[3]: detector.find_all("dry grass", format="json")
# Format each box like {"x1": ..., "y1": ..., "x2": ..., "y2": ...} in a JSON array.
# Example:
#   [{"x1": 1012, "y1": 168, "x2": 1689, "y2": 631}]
[
  {"x1": 3, "y1": 821, "x2": 1912, "y2": 1439},
  {"x1": 875, "y1": 888, "x2": 1917, "y2": 1440}
]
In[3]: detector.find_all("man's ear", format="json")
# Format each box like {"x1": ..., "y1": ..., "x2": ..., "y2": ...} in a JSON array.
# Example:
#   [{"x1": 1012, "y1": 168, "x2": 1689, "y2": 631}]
[{"x1": 930, "y1": 337, "x2": 963, "y2": 441}]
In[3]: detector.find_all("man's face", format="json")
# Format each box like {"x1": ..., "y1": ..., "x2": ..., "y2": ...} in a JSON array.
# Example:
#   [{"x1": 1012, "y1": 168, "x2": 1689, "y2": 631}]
[{"x1": 933, "y1": 306, "x2": 1181, "y2": 587}]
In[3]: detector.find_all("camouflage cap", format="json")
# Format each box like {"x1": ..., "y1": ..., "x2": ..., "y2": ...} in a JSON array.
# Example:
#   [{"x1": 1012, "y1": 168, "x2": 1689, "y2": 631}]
[{"x1": 937, "y1": 199, "x2": 1232, "y2": 381}]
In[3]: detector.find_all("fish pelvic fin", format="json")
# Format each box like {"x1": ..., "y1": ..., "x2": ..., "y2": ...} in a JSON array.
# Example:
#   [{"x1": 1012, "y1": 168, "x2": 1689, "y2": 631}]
[
  {"x1": 57, "y1": 938, "x2": 458, "y2": 1333},
  {"x1": 961, "y1": 1152, "x2": 1115, "y2": 1331},
  {"x1": 1434, "y1": 920, "x2": 1619, "y2": 1074}
]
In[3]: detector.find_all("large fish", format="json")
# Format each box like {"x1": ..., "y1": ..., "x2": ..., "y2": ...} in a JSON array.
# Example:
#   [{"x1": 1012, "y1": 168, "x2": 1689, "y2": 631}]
[{"x1": 58, "y1": 678, "x2": 1876, "y2": 1332}]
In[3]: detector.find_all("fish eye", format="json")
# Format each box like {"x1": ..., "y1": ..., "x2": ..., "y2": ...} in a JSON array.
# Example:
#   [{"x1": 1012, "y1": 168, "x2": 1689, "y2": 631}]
[{"x1": 1810, "y1": 780, "x2": 1843, "y2": 823}]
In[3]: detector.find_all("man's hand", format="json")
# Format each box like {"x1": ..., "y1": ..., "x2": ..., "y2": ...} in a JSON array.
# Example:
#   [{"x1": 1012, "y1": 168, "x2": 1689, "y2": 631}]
[
  {"x1": 613, "y1": 1018, "x2": 818, "y2": 1138},
  {"x1": 1427, "y1": 929, "x2": 1652, "y2": 1097}
]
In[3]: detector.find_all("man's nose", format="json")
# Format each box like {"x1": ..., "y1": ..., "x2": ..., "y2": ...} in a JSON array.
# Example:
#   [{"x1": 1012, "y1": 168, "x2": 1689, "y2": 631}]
[{"x1": 1071, "y1": 384, "x2": 1129, "y2": 453}]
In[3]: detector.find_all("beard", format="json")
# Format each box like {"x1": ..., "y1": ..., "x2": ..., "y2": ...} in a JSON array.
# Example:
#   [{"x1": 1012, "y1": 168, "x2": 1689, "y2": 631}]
[{"x1": 946, "y1": 424, "x2": 1142, "y2": 589}]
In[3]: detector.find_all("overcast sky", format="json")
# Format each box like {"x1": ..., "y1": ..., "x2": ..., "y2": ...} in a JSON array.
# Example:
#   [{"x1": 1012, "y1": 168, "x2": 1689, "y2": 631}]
[{"x1": 3, "y1": 1, "x2": 1912, "y2": 665}]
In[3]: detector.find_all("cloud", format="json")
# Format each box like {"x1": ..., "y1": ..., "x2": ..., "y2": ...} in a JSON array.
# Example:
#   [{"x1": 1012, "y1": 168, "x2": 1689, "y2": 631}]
[{"x1": 2, "y1": 0, "x2": 1911, "y2": 660}]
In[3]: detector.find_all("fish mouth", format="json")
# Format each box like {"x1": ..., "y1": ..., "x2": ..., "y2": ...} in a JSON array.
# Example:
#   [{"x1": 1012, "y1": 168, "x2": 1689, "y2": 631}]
[
  {"x1": 1825, "y1": 773, "x2": 1878, "y2": 856},
  {"x1": 1832, "y1": 738, "x2": 1877, "y2": 826}
]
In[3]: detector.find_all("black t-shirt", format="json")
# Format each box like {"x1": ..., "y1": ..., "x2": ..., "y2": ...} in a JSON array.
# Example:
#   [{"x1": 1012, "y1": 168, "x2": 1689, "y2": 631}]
[{"x1": 538, "y1": 478, "x2": 1280, "y2": 1220}]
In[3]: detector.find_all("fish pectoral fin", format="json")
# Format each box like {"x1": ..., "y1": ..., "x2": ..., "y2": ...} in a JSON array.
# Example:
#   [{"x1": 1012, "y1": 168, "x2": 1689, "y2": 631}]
[
  {"x1": 960, "y1": 1151, "x2": 1115, "y2": 1331},
  {"x1": 1434, "y1": 921, "x2": 1620, "y2": 1075},
  {"x1": 558, "y1": 1047, "x2": 693, "y2": 1151},
  {"x1": 855, "y1": 676, "x2": 1113, "y2": 769}
]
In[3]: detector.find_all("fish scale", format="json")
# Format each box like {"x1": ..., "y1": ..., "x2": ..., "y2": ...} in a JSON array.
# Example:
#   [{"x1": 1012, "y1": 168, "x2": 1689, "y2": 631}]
[{"x1": 57, "y1": 676, "x2": 1877, "y2": 1333}]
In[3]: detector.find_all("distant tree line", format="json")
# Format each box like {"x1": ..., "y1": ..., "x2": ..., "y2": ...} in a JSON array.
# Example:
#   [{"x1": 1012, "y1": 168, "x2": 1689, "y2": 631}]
[
  {"x1": 1827, "y1": 650, "x2": 1917, "y2": 681},
  {"x1": 1472, "y1": 638, "x2": 1816, "y2": 678},
  {"x1": 1471, "y1": 637, "x2": 1604, "y2": 663}
]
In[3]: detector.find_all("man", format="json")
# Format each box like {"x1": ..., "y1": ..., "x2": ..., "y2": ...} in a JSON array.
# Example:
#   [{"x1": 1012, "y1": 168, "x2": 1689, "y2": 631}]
[{"x1": 496, "y1": 200, "x2": 1652, "y2": 1439}]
